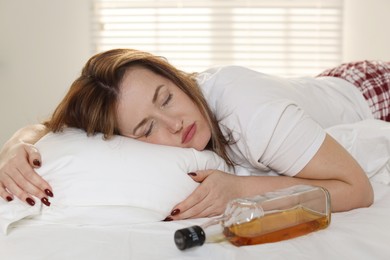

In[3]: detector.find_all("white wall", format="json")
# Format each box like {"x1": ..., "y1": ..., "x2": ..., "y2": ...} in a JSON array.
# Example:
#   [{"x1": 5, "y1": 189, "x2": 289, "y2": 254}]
[
  {"x1": 0, "y1": 0, "x2": 92, "y2": 146},
  {"x1": 343, "y1": 0, "x2": 390, "y2": 61},
  {"x1": 0, "y1": 0, "x2": 389, "y2": 147}
]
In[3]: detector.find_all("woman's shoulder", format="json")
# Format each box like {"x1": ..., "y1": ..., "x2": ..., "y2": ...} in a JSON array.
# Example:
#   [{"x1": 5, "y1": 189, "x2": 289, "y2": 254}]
[
  {"x1": 196, "y1": 65, "x2": 264, "y2": 91},
  {"x1": 198, "y1": 65, "x2": 256, "y2": 78}
]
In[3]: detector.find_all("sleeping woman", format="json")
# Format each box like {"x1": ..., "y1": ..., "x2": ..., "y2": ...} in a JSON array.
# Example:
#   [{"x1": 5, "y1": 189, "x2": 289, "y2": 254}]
[{"x1": 1, "y1": 48, "x2": 389, "y2": 220}]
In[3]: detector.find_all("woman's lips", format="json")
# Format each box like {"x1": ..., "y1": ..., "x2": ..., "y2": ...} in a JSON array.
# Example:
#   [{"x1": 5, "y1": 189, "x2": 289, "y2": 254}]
[{"x1": 182, "y1": 123, "x2": 196, "y2": 144}]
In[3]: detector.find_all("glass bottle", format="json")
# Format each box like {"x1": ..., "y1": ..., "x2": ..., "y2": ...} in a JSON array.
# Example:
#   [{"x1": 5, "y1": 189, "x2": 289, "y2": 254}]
[{"x1": 174, "y1": 185, "x2": 331, "y2": 250}]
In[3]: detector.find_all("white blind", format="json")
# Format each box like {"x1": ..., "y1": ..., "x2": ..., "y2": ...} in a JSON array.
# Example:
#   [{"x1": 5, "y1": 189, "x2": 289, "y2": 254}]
[{"x1": 91, "y1": 0, "x2": 343, "y2": 76}]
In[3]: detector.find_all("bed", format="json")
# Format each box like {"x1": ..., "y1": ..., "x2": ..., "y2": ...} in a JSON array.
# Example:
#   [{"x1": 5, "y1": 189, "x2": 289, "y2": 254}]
[{"x1": 1, "y1": 119, "x2": 390, "y2": 260}]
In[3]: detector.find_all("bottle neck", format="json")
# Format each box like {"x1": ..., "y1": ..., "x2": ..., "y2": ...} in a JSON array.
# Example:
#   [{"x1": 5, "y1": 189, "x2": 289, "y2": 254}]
[
  {"x1": 200, "y1": 215, "x2": 226, "y2": 229},
  {"x1": 200, "y1": 215, "x2": 227, "y2": 243}
]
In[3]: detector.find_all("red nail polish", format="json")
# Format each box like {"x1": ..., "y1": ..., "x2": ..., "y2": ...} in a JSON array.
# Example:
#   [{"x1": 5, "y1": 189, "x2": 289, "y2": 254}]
[
  {"x1": 33, "y1": 159, "x2": 41, "y2": 167},
  {"x1": 6, "y1": 196, "x2": 13, "y2": 202},
  {"x1": 41, "y1": 197, "x2": 51, "y2": 207},
  {"x1": 45, "y1": 189, "x2": 54, "y2": 197},
  {"x1": 163, "y1": 217, "x2": 173, "y2": 222},
  {"x1": 188, "y1": 172, "x2": 197, "y2": 177},
  {"x1": 171, "y1": 208, "x2": 180, "y2": 216},
  {"x1": 26, "y1": 197, "x2": 35, "y2": 206}
]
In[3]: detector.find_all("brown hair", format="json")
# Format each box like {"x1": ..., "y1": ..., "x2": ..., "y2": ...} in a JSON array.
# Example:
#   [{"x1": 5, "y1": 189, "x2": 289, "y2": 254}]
[{"x1": 45, "y1": 48, "x2": 235, "y2": 167}]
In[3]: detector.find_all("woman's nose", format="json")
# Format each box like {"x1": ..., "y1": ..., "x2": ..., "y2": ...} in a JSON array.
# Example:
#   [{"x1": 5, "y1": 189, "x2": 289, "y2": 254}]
[{"x1": 165, "y1": 117, "x2": 183, "y2": 133}]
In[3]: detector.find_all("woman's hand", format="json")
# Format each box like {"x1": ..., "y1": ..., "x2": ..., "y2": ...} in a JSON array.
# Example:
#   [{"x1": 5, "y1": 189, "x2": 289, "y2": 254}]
[
  {"x1": 165, "y1": 170, "x2": 244, "y2": 220},
  {"x1": 0, "y1": 124, "x2": 52, "y2": 206},
  {"x1": 0, "y1": 142, "x2": 53, "y2": 206}
]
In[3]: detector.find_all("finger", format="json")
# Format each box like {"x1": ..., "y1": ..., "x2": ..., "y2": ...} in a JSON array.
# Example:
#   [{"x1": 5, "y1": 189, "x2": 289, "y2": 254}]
[
  {"x1": 0, "y1": 184, "x2": 14, "y2": 202},
  {"x1": 173, "y1": 193, "x2": 226, "y2": 220},
  {"x1": 16, "y1": 145, "x2": 54, "y2": 198},
  {"x1": 2, "y1": 163, "x2": 51, "y2": 206},
  {"x1": 1, "y1": 145, "x2": 53, "y2": 204},
  {"x1": 175, "y1": 186, "x2": 227, "y2": 219},
  {"x1": 15, "y1": 165, "x2": 52, "y2": 201},
  {"x1": 169, "y1": 184, "x2": 209, "y2": 217},
  {"x1": 170, "y1": 184, "x2": 219, "y2": 220},
  {"x1": 5, "y1": 173, "x2": 51, "y2": 207},
  {"x1": 25, "y1": 144, "x2": 42, "y2": 168},
  {"x1": 187, "y1": 170, "x2": 216, "y2": 183},
  {"x1": 1, "y1": 175, "x2": 37, "y2": 206},
  {"x1": 177, "y1": 201, "x2": 221, "y2": 220},
  {"x1": 170, "y1": 171, "x2": 221, "y2": 218},
  {"x1": 17, "y1": 160, "x2": 53, "y2": 196}
]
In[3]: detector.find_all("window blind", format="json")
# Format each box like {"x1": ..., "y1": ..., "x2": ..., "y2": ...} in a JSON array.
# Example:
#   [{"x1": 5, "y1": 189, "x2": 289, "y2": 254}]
[{"x1": 91, "y1": 0, "x2": 343, "y2": 76}]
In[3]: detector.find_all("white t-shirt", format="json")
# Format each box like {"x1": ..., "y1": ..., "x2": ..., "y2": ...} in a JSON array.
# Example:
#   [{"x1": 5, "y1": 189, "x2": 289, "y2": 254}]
[{"x1": 196, "y1": 66, "x2": 373, "y2": 176}]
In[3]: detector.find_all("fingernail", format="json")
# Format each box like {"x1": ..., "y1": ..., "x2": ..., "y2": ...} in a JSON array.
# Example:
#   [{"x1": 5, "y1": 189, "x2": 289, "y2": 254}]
[
  {"x1": 171, "y1": 208, "x2": 180, "y2": 216},
  {"x1": 45, "y1": 189, "x2": 54, "y2": 197},
  {"x1": 188, "y1": 172, "x2": 197, "y2": 177},
  {"x1": 41, "y1": 197, "x2": 51, "y2": 207},
  {"x1": 33, "y1": 159, "x2": 41, "y2": 167},
  {"x1": 6, "y1": 196, "x2": 13, "y2": 202},
  {"x1": 163, "y1": 217, "x2": 173, "y2": 222},
  {"x1": 26, "y1": 197, "x2": 35, "y2": 206}
]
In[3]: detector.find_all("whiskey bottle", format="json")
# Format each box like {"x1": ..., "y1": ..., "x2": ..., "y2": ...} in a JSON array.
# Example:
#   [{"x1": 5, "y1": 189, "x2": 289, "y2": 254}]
[{"x1": 174, "y1": 185, "x2": 331, "y2": 250}]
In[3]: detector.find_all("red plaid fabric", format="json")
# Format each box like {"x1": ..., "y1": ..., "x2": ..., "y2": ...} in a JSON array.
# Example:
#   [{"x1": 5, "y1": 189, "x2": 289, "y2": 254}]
[{"x1": 317, "y1": 60, "x2": 390, "y2": 121}]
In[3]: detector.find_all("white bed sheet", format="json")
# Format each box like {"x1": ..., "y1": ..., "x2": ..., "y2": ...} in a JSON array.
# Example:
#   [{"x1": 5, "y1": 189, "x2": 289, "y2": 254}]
[{"x1": 1, "y1": 181, "x2": 390, "y2": 260}]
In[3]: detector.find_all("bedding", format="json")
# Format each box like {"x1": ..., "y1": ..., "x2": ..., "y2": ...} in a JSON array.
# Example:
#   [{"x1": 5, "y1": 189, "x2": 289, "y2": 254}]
[{"x1": 1, "y1": 119, "x2": 390, "y2": 259}]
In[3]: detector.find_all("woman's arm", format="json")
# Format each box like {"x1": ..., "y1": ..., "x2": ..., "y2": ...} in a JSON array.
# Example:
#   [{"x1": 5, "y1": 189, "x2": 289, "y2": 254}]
[
  {"x1": 240, "y1": 134, "x2": 373, "y2": 211},
  {"x1": 290, "y1": 134, "x2": 373, "y2": 211},
  {"x1": 0, "y1": 124, "x2": 53, "y2": 205},
  {"x1": 167, "y1": 134, "x2": 373, "y2": 219}
]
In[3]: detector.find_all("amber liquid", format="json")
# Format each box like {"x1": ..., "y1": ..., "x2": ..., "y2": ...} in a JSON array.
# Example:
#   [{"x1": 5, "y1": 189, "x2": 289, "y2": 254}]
[{"x1": 223, "y1": 206, "x2": 330, "y2": 246}]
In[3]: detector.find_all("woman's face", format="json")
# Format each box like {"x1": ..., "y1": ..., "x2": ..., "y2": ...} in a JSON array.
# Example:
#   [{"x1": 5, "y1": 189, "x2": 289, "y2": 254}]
[{"x1": 116, "y1": 66, "x2": 212, "y2": 151}]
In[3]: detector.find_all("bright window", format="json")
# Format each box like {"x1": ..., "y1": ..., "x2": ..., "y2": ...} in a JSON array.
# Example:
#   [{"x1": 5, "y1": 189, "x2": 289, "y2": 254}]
[{"x1": 92, "y1": 0, "x2": 343, "y2": 76}]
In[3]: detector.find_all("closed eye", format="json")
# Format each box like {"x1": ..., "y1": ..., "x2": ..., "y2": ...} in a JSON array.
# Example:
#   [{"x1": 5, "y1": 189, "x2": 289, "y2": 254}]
[
  {"x1": 162, "y1": 93, "x2": 172, "y2": 107},
  {"x1": 144, "y1": 121, "x2": 154, "y2": 137}
]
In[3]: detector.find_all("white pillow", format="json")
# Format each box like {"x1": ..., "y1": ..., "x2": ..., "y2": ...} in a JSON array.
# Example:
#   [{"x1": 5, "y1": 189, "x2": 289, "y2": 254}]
[{"x1": 0, "y1": 128, "x2": 230, "y2": 234}]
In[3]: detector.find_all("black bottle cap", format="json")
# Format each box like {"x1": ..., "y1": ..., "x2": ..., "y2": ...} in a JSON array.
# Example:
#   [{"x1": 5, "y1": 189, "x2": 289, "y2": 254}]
[{"x1": 174, "y1": 225, "x2": 206, "y2": 250}]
